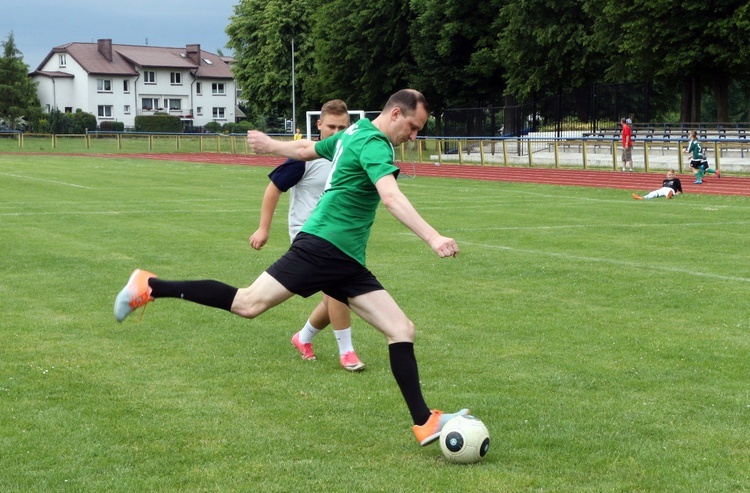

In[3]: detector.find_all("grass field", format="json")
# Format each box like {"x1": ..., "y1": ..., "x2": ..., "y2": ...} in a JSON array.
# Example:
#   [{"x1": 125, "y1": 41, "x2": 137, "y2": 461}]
[{"x1": 1, "y1": 154, "x2": 749, "y2": 492}]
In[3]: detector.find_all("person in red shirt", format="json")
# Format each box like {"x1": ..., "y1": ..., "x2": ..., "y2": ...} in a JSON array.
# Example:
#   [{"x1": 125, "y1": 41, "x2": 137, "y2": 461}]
[{"x1": 621, "y1": 117, "x2": 633, "y2": 172}]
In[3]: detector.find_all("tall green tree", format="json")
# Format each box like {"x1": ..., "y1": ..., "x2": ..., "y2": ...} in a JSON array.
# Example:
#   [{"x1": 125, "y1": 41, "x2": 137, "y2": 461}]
[
  {"x1": 226, "y1": 0, "x2": 314, "y2": 121},
  {"x1": 410, "y1": 0, "x2": 506, "y2": 125},
  {"x1": 590, "y1": 0, "x2": 750, "y2": 122},
  {"x1": 0, "y1": 32, "x2": 41, "y2": 130},
  {"x1": 306, "y1": 0, "x2": 412, "y2": 110},
  {"x1": 496, "y1": 0, "x2": 606, "y2": 100}
]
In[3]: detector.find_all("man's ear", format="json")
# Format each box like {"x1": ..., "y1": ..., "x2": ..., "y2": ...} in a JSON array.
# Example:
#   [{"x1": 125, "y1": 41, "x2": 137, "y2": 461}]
[{"x1": 390, "y1": 106, "x2": 402, "y2": 122}]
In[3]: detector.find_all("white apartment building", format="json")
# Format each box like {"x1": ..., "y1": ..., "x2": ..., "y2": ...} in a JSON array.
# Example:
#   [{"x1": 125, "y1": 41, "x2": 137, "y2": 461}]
[{"x1": 31, "y1": 39, "x2": 241, "y2": 129}]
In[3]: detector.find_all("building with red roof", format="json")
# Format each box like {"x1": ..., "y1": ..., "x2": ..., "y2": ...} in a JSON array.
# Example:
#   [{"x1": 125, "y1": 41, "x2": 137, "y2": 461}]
[{"x1": 31, "y1": 39, "x2": 242, "y2": 129}]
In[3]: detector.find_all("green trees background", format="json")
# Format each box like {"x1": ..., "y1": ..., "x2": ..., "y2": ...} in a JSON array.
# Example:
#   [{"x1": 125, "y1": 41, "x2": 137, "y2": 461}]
[
  {"x1": 226, "y1": 0, "x2": 750, "y2": 124},
  {"x1": 3, "y1": 2, "x2": 749, "y2": 132},
  {"x1": 0, "y1": 32, "x2": 41, "y2": 130}
]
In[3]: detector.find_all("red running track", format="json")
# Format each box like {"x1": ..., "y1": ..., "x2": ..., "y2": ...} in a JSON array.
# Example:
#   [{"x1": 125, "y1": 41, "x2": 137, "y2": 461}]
[{"x1": 87, "y1": 152, "x2": 750, "y2": 197}]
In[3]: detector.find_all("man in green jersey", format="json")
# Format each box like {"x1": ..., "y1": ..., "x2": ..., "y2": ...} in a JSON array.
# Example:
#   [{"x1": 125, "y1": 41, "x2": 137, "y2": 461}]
[{"x1": 114, "y1": 89, "x2": 468, "y2": 446}]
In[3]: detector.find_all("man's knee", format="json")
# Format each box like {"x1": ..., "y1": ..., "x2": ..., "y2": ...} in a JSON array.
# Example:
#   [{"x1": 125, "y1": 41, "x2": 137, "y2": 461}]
[{"x1": 393, "y1": 318, "x2": 416, "y2": 342}]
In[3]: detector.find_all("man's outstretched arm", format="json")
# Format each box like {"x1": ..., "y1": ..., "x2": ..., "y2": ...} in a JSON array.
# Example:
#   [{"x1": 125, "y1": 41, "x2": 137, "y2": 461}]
[
  {"x1": 247, "y1": 130, "x2": 320, "y2": 161},
  {"x1": 375, "y1": 174, "x2": 459, "y2": 258}
]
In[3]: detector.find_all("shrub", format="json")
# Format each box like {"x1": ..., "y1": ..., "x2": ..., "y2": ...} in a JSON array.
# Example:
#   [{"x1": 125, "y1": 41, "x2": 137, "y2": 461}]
[
  {"x1": 233, "y1": 120, "x2": 253, "y2": 133},
  {"x1": 135, "y1": 115, "x2": 183, "y2": 132},
  {"x1": 203, "y1": 121, "x2": 222, "y2": 133},
  {"x1": 99, "y1": 121, "x2": 124, "y2": 132}
]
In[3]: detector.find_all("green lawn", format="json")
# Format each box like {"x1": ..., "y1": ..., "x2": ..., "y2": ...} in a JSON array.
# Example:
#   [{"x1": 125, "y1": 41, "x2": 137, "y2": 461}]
[{"x1": 1, "y1": 154, "x2": 748, "y2": 492}]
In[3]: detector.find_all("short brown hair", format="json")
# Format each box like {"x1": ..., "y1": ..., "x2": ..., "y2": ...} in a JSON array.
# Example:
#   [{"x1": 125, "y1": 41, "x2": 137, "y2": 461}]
[
  {"x1": 320, "y1": 99, "x2": 348, "y2": 119},
  {"x1": 384, "y1": 89, "x2": 430, "y2": 116}
]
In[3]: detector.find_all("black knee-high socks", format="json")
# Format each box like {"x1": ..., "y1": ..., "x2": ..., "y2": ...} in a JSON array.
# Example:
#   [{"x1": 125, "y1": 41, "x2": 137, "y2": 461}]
[
  {"x1": 389, "y1": 342, "x2": 431, "y2": 426},
  {"x1": 148, "y1": 278, "x2": 238, "y2": 312}
]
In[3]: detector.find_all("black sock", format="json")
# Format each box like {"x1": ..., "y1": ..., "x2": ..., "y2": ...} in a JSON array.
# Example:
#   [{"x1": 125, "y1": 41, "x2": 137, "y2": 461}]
[
  {"x1": 389, "y1": 342, "x2": 431, "y2": 425},
  {"x1": 148, "y1": 278, "x2": 238, "y2": 312}
]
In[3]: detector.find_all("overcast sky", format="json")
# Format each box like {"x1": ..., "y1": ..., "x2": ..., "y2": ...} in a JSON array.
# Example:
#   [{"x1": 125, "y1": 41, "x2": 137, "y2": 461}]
[{"x1": 2, "y1": 0, "x2": 236, "y2": 70}]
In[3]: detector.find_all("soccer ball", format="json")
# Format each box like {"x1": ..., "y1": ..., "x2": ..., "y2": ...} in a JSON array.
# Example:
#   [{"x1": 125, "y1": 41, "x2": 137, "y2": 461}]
[{"x1": 439, "y1": 415, "x2": 490, "y2": 464}]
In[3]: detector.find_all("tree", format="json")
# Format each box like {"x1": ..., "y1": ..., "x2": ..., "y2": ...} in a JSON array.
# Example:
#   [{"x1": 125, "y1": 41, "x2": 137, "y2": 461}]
[
  {"x1": 410, "y1": 0, "x2": 506, "y2": 133},
  {"x1": 226, "y1": 0, "x2": 315, "y2": 121},
  {"x1": 591, "y1": 0, "x2": 750, "y2": 122},
  {"x1": 0, "y1": 32, "x2": 41, "y2": 130},
  {"x1": 496, "y1": 0, "x2": 606, "y2": 101},
  {"x1": 306, "y1": 0, "x2": 412, "y2": 110}
]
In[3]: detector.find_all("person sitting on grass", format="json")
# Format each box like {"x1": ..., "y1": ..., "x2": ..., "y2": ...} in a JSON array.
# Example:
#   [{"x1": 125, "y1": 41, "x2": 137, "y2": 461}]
[
  {"x1": 632, "y1": 169, "x2": 683, "y2": 200},
  {"x1": 684, "y1": 130, "x2": 719, "y2": 184}
]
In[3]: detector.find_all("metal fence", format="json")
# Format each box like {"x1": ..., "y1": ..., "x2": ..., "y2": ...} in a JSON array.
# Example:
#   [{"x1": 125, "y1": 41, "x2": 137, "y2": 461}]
[
  {"x1": 441, "y1": 83, "x2": 652, "y2": 139},
  {"x1": 3, "y1": 130, "x2": 749, "y2": 174}
]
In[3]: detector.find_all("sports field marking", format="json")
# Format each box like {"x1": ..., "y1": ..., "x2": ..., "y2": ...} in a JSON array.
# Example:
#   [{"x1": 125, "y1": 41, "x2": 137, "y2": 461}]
[
  {"x1": 0, "y1": 171, "x2": 90, "y2": 189},
  {"x1": 461, "y1": 240, "x2": 750, "y2": 283},
  {"x1": 0, "y1": 208, "x2": 253, "y2": 217},
  {"x1": 458, "y1": 220, "x2": 750, "y2": 231}
]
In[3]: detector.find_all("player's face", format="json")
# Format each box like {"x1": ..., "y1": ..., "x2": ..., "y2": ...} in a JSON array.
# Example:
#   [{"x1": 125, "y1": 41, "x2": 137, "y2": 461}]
[
  {"x1": 667, "y1": 171, "x2": 675, "y2": 179},
  {"x1": 317, "y1": 113, "x2": 350, "y2": 140},
  {"x1": 390, "y1": 104, "x2": 428, "y2": 146}
]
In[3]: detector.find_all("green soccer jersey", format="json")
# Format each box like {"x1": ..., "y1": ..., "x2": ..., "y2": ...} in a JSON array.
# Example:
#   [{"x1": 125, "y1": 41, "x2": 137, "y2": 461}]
[
  {"x1": 687, "y1": 139, "x2": 703, "y2": 160},
  {"x1": 301, "y1": 118, "x2": 399, "y2": 266}
]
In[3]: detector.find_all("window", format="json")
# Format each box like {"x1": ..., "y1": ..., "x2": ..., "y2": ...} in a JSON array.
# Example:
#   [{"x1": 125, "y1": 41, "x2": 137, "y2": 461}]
[
  {"x1": 58, "y1": 54, "x2": 67, "y2": 67},
  {"x1": 170, "y1": 72, "x2": 182, "y2": 85},
  {"x1": 211, "y1": 83, "x2": 225, "y2": 95},
  {"x1": 123, "y1": 80, "x2": 130, "y2": 93},
  {"x1": 97, "y1": 79, "x2": 112, "y2": 92},
  {"x1": 196, "y1": 106, "x2": 203, "y2": 116},
  {"x1": 124, "y1": 105, "x2": 131, "y2": 114},
  {"x1": 98, "y1": 105, "x2": 113, "y2": 118},
  {"x1": 196, "y1": 82, "x2": 202, "y2": 95},
  {"x1": 141, "y1": 98, "x2": 159, "y2": 110},
  {"x1": 212, "y1": 107, "x2": 225, "y2": 119},
  {"x1": 144, "y1": 71, "x2": 156, "y2": 84},
  {"x1": 167, "y1": 99, "x2": 182, "y2": 111}
]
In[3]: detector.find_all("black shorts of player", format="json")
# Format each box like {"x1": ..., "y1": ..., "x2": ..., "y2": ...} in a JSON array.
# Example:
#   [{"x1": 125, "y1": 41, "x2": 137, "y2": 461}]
[
  {"x1": 689, "y1": 159, "x2": 707, "y2": 169},
  {"x1": 265, "y1": 232, "x2": 384, "y2": 305}
]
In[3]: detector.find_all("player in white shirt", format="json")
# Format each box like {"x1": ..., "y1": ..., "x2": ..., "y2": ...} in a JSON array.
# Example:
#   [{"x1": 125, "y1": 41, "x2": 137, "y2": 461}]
[{"x1": 248, "y1": 100, "x2": 365, "y2": 371}]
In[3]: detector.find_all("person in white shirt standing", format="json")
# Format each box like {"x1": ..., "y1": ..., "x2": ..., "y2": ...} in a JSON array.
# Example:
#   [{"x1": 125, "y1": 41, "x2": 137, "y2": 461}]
[{"x1": 249, "y1": 99, "x2": 365, "y2": 371}]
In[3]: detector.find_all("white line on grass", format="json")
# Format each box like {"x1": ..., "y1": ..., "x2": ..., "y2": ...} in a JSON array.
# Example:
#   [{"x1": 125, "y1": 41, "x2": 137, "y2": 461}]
[
  {"x1": 459, "y1": 221, "x2": 750, "y2": 231},
  {"x1": 0, "y1": 172, "x2": 90, "y2": 189},
  {"x1": 461, "y1": 240, "x2": 750, "y2": 283},
  {"x1": 0, "y1": 209, "x2": 251, "y2": 217}
]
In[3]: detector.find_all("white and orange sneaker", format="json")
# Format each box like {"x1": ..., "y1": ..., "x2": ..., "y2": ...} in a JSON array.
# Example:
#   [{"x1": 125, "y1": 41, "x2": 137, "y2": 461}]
[
  {"x1": 291, "y1": 332, "x2": 316, "y2": 361},
  {"x1": 114, "y1": 269, "x2": 156, "y2": 322},
  {"x1": 340, "y1": 351, "x2": 365, "y2": 372},
  {"x1": 412, "y1": 408, "x2": 470, "y2": 446}
]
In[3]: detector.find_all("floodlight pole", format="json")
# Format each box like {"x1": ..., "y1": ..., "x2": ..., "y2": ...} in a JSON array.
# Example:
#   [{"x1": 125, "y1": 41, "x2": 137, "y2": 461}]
[{"x1": 291, "y1": 37, "x2": 296, "y2": 134}]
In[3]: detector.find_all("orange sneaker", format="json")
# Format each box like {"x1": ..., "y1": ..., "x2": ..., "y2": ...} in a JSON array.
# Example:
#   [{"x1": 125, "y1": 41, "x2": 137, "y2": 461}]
[
  {"x1": 632, "y1": 193, "x2": 644, "y2": 200},
  {"x1": 340, "y1": 351, "x2": 365, "y2": 372},
  {"x1": 114, "y1": 269, "x2": 156, "y2": 322},
  {"x1": 412, "y1": 408, "x2": 470, "y2": 446}
]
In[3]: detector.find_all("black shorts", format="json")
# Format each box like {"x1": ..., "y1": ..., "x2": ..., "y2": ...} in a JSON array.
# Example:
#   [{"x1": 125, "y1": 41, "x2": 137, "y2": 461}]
[
  {"x1": 265, "y1": 232, "x2": 384, "y2": 304},
  {"x1": 690, "y1": 159, "x2": 708, "y2": 170}
]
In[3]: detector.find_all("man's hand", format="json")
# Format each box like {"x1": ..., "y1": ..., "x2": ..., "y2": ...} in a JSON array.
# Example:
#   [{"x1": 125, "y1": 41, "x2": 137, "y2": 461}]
[
  {"x1": 429, "y1": 235, "x2": 460, "y2": 258},
  {"x1": 247, "y1": 130, "x2": 274, "y2": 154},
  {"x1": 249, "y1": 228, "x2": 269, "y2": 250}
]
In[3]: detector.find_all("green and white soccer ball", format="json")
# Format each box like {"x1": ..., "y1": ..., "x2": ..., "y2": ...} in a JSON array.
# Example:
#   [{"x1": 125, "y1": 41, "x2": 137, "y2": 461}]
[{"x1": 439, "y1": 415, "x2": 490, "y2": 464}]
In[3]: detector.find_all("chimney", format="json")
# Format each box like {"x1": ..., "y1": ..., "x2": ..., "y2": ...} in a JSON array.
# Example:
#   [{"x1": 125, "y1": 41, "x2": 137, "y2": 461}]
[
  {"x1": 186, "y1": 44, "x2": 201, "y2": 65},
  {"x1": 97, "y1": 39, "x2": 113, "y2": 62}
]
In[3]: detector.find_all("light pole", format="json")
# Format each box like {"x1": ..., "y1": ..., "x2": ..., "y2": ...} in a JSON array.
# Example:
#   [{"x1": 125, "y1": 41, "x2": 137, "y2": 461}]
[{"x1": 291, "y1": 37, "x2": 296, "y2": 135}]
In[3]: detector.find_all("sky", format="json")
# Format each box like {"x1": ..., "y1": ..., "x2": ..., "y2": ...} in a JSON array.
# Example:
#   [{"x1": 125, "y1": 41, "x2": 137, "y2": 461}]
[{"x1": 1, "y1": 0, "x2": 236, "y2": 70}]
